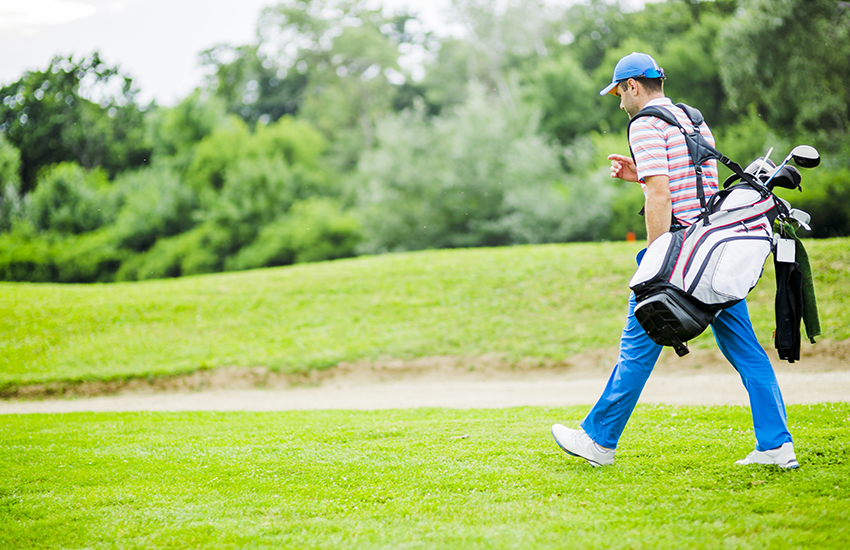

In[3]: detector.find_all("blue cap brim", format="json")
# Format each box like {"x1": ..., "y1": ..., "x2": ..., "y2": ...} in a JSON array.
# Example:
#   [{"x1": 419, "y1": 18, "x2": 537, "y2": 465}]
[{"x1": 599, "y1": 81, "x2": 619, "y2": 96}]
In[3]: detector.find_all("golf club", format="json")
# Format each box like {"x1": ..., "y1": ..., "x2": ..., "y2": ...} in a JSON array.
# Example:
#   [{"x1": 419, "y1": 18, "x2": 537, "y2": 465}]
[{"x1": 763, "y1": 145, "x2": 820, "y2": 187}]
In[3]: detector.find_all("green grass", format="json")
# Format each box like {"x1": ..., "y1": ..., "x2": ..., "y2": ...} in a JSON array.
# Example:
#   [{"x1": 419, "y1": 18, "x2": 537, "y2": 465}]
[
  {"x1": 1, "y1": 404, "x2": 848, "y2": 549},
  {"x1": 2, "y1": 239, "x2": 849, "y2": 388}
]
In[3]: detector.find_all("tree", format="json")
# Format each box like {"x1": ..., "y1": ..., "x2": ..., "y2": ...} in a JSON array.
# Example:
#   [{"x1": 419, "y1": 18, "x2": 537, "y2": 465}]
[
  {"x1": 25, "y1": 163, "x2": 112, "y2": 234},
  {"x1": 448, "y1": 0, "x2": 561, "y2": 108},
  {"x1": 659, "y1": 15, "x2": 729, "y2": 126},
  {"x1": 256, "y1": 0, "x2": 412, "y2": 167},
  {"x1": 526, "y1": 54, "x2": 605, "y2": 146},
  {"x1": 717, "y1": 0, "x2": 850, "y2": 137},
  {"x1": 0, "y1": 134, "x2": 22, "y2": 231},
  {"x1": 0, "y1": 52, "x2": 150, "y2": 192},
  {"x1": 200, "y1": 43, "x2": 308, "y2": 124},
  {"x1": 354, "y1": 85, "x2": 612, "y2": 253},
  {"x1": 145, "y1": 90, "x2": 228, "y2": 165}
]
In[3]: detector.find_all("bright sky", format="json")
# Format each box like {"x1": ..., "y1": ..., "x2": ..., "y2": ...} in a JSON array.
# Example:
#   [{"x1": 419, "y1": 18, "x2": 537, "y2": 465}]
[
  {"x1": 0, "y1": 0, "x2": 453, "y2": 106},
  {"x1": 0, "y1": 0, "x2": 652, "y2": 106}
]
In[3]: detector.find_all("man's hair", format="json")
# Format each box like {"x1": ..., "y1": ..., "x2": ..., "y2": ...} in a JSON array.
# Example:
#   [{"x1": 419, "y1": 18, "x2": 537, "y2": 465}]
[{"x1": 618, "y1": 77, "x2": 664, "y2": 95}]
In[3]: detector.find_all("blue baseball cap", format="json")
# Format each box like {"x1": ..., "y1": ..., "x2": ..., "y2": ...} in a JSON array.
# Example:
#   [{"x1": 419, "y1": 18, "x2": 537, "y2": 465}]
[{"x1": 599, "y1": 52, "x2": 665, "y2": 96}]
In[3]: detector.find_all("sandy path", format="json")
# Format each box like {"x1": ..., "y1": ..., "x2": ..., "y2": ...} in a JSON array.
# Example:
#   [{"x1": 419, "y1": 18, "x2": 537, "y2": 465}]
[
  {"x1": 2, "y1": 340, "x2": 849, "y2": 414},
  {"x1": 1, "y1": 371, "x2": 849, "y2": 415}
]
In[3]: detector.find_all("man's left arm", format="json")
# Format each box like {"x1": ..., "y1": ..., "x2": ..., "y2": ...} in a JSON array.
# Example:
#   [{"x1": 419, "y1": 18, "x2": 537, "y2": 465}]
[{"x1": 644, "y1": 174, "x2": 671, "y2": 246}]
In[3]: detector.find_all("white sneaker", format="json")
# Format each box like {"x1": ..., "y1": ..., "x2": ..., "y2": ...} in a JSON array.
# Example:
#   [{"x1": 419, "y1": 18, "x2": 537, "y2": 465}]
[
  {"x1": 551, "y1": 424, "x2": 614, "y2": 467},
  {"x1": 735, "y1": 442, "x2": 799, "y2": 469}
]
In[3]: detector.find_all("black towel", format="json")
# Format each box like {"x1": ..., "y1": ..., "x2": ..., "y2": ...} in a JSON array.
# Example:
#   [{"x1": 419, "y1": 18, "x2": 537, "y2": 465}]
[{"x1": 774, "y1": 257, "x2": 803, "y2": 362}]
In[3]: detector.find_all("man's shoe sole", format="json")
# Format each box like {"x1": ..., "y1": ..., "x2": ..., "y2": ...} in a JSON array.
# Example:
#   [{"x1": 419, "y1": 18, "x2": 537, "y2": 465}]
[{"x1": 551, "y1": 427, "x2": 604, "y2": 467}]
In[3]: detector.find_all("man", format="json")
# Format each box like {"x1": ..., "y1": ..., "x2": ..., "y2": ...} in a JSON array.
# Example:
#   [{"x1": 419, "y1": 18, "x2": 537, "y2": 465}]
[{"x1": 551, "y1": 52, "x2": 798, "y2": 469}]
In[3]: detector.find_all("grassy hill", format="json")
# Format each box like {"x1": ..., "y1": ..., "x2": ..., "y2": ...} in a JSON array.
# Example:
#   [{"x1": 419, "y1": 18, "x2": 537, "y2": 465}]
[{"x1": 2, "y1": 238, "x2": 848, "y2": 389}]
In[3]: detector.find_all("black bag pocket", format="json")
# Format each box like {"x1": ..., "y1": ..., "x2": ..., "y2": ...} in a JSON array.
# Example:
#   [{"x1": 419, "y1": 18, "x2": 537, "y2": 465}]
[{"x1": 634, "y1": 289, "x2": 717, "y2": 357}]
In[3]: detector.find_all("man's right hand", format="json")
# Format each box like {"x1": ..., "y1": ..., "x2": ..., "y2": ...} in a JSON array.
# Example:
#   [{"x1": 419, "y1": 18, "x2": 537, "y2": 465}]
[{"x1": 608, "y1": 154, "x2": 638, "y2": 182}]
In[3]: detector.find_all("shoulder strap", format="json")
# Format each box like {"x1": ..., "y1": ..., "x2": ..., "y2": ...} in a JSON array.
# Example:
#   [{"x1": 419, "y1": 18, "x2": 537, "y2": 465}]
[
  {"x1": 668, "y1": 104, "x2": 770, "y2": 198},
  {"x1": 627, "y1": 103, "x2": 769, "y2": 225},
  {"x1": 628, "y1": 104, "x2": 712, "y2": 224}
]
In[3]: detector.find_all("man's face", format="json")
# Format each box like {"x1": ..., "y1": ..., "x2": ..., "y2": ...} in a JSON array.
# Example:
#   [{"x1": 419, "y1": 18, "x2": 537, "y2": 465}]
[{"x1": 616, "y1": 80, "x2": 640, "y2": 119}]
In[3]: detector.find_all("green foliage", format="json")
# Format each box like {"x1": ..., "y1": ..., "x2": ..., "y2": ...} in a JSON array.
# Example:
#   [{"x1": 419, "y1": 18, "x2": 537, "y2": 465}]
[
  {"x1": 252, "y1": 115, "x2": 326, "y2": 169},
  {"x1": 0, "y1": 228, "x2": 126, "y2": 283},
  {"x1": 227, "y1": 197, "x2": 361, "y2": 270},
  {"x1": 0, "y1": 134, "x2": 22, "y2": 232},
  {"x1": 717, "y1": 0, "x2": 850, "y2": 136},
  {"x1": 210, "y1": 157, "x2": 299, "y2": 236},
  {"x1": 658, "y1": 15, "x2": 728, "y2": 125},
  {"x1": 0, "y1": 133, "x2": 20, "y2": 188},
  {"x1": 200, "y1": 43, "x2": 307, "y2": 124},
  {"x1": 185, "y1": 115, "x2": 326, "y2": 198},
  {"x1": 527, "y1": 55, "x2": 604, "y2": 145},
  {"x1": 116, "y1": 222, "x2": 234, "y2": 281},
  {"x1": 26, "y1": 163, "x2": 113, "y2": 234},
  {"x1": 0, "y1": 229, "x2": 55, "y2": 282},
  {"x1": 714, "y1": 106, "x2": 775, "y2": 162},
  {"x1": 184, "y1": 115, "x2": 253, "y2": 194},
  {"x1": 0, "y1": 112, "x2": 332, "y2": 283},
  {"x1": 774, "y1": 168, "x2": 850, "y2": 239},
  {"x1": 3, "y1": 0, "x2": 850, "y2": 285},
  {"x1": 113, "y1": 115, "x2": 335, "y2": 281},
  {"x1": 582, "y1": 129, "x2": 647, "y2": 241},
  {"x1": 145, "y1": 90, "x2": 227, "y2": 165},
  {"x1": 1, "y1": 405, "x2": 849, "y2": 548},
  {"x1": 410, "y1": 38, "x2": 472, "y2": 115},
  {"x1": 599, "y1": 179, "x2": 648, "y2": 242},
  {"x1": 355, "y1": 86, "x2": 612, "y2": 253},
  {"x1": 0, "y1": 52, "x2": 150, "y2": 192},
  {"x1": 52, "y1": 229, "x2": 127, "y2": 283},
  {"x1": 109, "y1": 166, "x2": 198, "y2": 251},
  {"x1": 242, "y1": 1, "x2": 411, "y2": 167}
]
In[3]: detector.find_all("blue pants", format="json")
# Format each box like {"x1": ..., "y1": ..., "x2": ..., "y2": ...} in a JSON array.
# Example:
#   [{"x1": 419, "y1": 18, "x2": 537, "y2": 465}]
[{"x1": 581, "y1": 292, "x2": 792, "y2": 452}]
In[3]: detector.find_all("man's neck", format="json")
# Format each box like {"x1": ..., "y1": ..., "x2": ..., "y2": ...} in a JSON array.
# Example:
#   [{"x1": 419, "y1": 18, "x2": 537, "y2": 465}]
[{"x1": 639, "y1": 94, "x2": 667, "y2": 110}]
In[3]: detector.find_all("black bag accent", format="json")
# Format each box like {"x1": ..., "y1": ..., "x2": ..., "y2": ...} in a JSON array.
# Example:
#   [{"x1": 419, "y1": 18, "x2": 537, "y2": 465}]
[{"x1": 634, "y1": 289, "x2": 718, "y2": 357}]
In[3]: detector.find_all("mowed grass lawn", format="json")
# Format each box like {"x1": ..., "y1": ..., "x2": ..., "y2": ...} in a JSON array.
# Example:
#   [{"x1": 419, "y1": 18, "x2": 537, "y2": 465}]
[
  {"x1": 2, "y1": 404, "x2": 848, "y2": 549},
  {"x1": 2, "y1": 242, "x2": 848, "y2": 548},
  {"x1": 2, "y1": 238, "x2": 849, "y2": 389}
]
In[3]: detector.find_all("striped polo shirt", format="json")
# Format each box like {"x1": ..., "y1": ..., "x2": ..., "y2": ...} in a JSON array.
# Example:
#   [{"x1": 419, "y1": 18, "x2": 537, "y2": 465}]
[{"x1": 629, "y1": 98, "x2": 719, "y2": 226}]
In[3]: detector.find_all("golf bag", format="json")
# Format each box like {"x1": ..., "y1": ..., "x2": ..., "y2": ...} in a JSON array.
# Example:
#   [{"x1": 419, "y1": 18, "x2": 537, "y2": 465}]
[{"x1": 627, "y1": 104, "x2": 786, "y2": 356}]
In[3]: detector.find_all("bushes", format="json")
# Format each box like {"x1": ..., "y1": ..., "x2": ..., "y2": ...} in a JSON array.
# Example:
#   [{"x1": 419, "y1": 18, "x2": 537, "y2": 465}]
[
  {"x1": 775, "y1": 168, "x2": 850, "y2": 239},
  {"x1": 6, "y1": 79, "x2": 844, "y2": 286},
  {"x1": 116, "y1": 222, "x2": 234, "y2": 281},
  {"x1": 110, "y1": 166, "x2": 197, "y2": 251},
  {"x1": 117, "y1": 198, "x2": 361, "y2": 280},
  {"x1": 0, "y1": 229, "x2": 125, "y2": 283},
  {"x1": 227, "y1": 198, "x2": 361, "y2": 270},
  {"x1": 26, "y1": 163, "x2": 114, "y2": 234},
  {"x1": 53, "y1": 230, "x2": 127, "y2": 283},
  {"x1": 0, "y1": 230, "x2": 56, "y2": 282},
  {"x1": 184, "y1": 114, "x2": 329, "y2": 199},
  {"x1": 353, "y1": 87, "x2": 612, "y2": 254},
  {"x1": 0, "y1": 134, "x2": 22, "y2": 232},
  {"x1": 0, "y1": 112, "x2": 358, "y2": 283},
  {"x1": 0, "y1": 180, "x2": 23, "y2": 234}
]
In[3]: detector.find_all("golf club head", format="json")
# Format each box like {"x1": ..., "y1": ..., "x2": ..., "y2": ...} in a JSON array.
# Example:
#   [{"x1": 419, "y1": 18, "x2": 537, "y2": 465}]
[
  {"x1": 746, "y1": 156, "x2": 776, "y2": 177},
  {"x1": 790, "y1": 145, "x2": 820, "y2": 168},
  {"x1": 766, "y1": 165, "x2": 802, "y2": 191}
]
